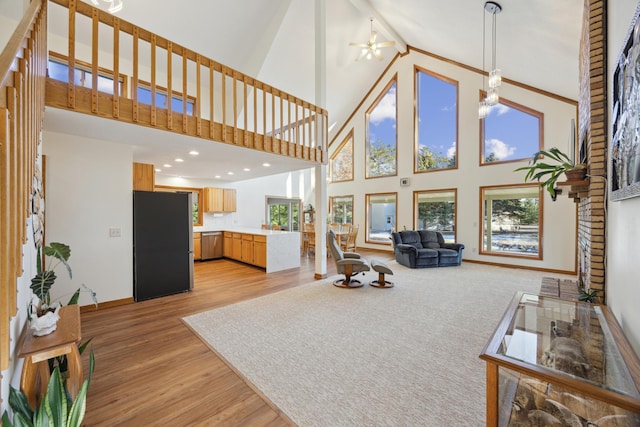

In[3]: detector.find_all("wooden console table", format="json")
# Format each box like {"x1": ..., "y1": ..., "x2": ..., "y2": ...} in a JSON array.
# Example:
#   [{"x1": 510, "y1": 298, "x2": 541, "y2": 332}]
[{"x1": 17, "y1": 304, "x2": 83, "y2": 408}]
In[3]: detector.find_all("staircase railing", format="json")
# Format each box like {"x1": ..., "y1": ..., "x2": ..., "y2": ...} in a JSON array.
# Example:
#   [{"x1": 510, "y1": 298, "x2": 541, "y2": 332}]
[
  {"x1": 46, "y1": 0, "x2": 328, "y2": 164},
  {"x1": 0, "y1": 0, "x2": 48, "y2": 371}
]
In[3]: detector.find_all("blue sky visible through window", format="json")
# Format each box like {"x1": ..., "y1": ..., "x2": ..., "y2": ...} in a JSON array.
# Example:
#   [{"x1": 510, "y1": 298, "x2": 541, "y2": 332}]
[
  {"x1": 483, "y1": 102, "x2": 540, "y2": 163},
  {"x1": 367, "y1": 81, "x2": 397, "y2": 177},
  {"x1": 416, "y1": 71, "x2": 456, "y2": 170}
]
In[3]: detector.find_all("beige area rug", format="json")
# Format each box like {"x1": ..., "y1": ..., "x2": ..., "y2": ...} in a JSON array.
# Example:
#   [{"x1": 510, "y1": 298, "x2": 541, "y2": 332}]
[{"x1": 183, "y1": 262, "x2": 570, "y2": 427}]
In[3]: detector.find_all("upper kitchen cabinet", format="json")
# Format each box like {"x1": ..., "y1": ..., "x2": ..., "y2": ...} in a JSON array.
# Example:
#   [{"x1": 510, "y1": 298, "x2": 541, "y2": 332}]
[
  {"x1": 133, "y1": 162, "x2": 155, "y2": 191},
  {"x1": 204, "y1": 187, "x2": 236, "y2": 213}
]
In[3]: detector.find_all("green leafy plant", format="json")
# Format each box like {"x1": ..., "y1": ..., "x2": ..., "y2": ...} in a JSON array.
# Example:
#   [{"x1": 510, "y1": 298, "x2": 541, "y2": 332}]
[
  {"x1": 30, "y1": 243, "x2": 97, "y2": 316},
  {"x1": 1, "y1": 349, "x2": 94, "y2": 427},
  {"x1": 578, "y1": 288, "x2": 600, "y2": 303},
  {"x1": 514, "y1": 147, "x2": 586, "y2": 198}
]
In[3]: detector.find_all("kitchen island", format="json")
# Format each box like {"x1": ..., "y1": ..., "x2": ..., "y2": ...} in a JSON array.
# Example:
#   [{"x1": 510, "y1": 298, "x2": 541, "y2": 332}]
[{"x1": 221, "y1": 228, "x2": 300, "y2": 273}]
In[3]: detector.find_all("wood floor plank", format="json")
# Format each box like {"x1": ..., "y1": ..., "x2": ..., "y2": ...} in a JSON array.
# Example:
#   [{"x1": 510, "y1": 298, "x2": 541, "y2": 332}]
[{"x1": 80, "y1": 251, "x2": 393, "y2": 426}]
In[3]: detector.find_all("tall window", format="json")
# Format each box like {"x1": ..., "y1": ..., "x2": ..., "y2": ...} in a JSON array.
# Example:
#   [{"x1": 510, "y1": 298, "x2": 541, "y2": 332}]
[
  {"x1": 480, "y1": 184, "x2": 542, "y2": 259},
  {"x1": 48, "y1": 52, "x2": 126, "y2": 96},
  {"x1": 414, "y1": 189, "x2": 457, "y2": 242},
  {"x1": 267, "y1": 197, "x2": 301, "y2": 231},
  {"x1": 415, "y1": 68, "x2": 457, "y2": 172},
  {"x1": 366, "y1": 78, "x2": 397, "y2": 178},
  {"x1": 329, "y1": 196, "x2": 353, "y2": 224},
  {"x1": 481, "y1": 96, "x2": 543, "y2": 165},
  {"x1": 330, "y1": 130, "x2": 354, "y2": 182},
  {"x1": 365, "y1": 193, "x2": 397, "y2": 244}
]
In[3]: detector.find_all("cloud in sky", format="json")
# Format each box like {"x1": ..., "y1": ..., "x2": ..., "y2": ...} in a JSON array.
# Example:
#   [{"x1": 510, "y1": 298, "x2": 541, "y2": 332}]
[
  {"x1": 486, "y1": 138, "x2": 516, "y2": 159},
  {"x1": 447, "y1": 141, "x2": 457, "y2": 159},
  {"x1": 490, "y1": 104, "x2": 511, "y2": 116},
  {"x1": 368, "y1": 86, "x2": 397, "y2": 125}
]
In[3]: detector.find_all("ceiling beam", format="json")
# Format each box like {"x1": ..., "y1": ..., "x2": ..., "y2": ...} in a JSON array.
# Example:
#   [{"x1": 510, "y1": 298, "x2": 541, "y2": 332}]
[{"x1": 348, "y1": 0, "x2": 407, "y2": 54}]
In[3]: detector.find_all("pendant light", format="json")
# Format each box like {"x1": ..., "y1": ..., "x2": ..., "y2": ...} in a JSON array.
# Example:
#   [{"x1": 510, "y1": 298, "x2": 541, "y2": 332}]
[{"x1": 479, "y1": 1, "x2": 502, "y2": 119}]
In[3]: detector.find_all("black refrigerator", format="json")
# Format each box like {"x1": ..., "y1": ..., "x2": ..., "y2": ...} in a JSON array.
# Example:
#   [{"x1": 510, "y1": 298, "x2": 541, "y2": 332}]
[{"x1": 133, "y1": 190, "x2": 194, "y2": 301}]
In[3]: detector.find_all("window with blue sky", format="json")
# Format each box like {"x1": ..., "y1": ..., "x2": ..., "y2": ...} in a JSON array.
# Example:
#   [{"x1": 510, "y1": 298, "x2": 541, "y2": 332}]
[
  {"x1": 481, "y1": 97, "x2": 543, "y2": 164},
  {"x1": 366, "y1": 77, "x2": 397, "y2": 178},
  {"x1": 415, "y1": 67, "x2": 457, "y2": 172}
]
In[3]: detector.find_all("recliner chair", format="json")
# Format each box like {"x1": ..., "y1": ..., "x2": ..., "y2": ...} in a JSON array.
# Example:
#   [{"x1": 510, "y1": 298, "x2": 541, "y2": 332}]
[{"x1": 327, "y1": 230, "x2": 370, "y2": 288}]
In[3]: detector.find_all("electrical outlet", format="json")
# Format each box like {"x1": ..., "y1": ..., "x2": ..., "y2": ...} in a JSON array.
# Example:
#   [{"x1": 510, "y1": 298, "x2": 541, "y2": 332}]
[
  {"x1": 472, "y1": 247, "x2": 477, "y2": 253},
  {"x1": 109, "y1": 227, "x2": 122, "y2": 237}
]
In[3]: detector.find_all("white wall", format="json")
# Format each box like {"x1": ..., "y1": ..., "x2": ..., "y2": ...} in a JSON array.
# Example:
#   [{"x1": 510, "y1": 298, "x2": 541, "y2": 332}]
[
  {"x1": 607, "y1": 0, "x2": 640, "y2": 357},
  {"x1": 329, "y1": 49, "x2": 578, "y2": 273},
  {"x1": 42, "y1": 131, "x2": 133, "y2": 306}
]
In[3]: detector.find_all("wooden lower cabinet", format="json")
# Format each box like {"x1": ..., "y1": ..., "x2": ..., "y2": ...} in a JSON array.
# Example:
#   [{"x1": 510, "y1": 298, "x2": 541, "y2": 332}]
[
  {"x1": 223, "y1": 232, "x2": 233, "y2": 258},
  {"x1": 193, "y1": 232, "x2": 201, "y2": 261},
  {"x1": 253, "y1": 235, "x2": 267, "y2": 268},
  {"x1": 222, "y1": 232, "x2": 267, "y2": 269}
]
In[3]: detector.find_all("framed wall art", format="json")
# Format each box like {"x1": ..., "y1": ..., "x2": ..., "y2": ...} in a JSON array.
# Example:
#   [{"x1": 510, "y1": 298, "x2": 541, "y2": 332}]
[{"x1": 611, "y1": 1, "x2": 640, "y2": 201}]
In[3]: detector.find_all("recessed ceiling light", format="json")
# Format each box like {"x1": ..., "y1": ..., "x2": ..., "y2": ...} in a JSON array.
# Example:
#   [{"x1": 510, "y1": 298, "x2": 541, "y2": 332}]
[
  {"x1": 163, "y1": 164, "x2": 172, "y2": 168},
  {"x1": 215, "y1": 175, "x2": 221, "y2": 179},
  {"x1": 227, "y1": 171, "x2": 234, "y2": 175},
  {"x1": 189, "y1": 151, "x2": 199, "y2": 156},
  {"x1": 263, "y1": 163, "x2": 271, "y2": 167},
  {"x1": 175, "y1": 158, "x2": 184, "y2": 162},
  {"x1": 155, "y1": 168, "x2": 162, "y2": 172},
  {"x1": 243, "y1": 168, "x2": 250, "y2": 172}
]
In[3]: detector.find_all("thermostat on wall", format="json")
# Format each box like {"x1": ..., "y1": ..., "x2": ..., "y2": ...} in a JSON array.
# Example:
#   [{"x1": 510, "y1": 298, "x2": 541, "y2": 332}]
[{"x1": 400, "y1": 178, "x2": 410, "y2": 186}]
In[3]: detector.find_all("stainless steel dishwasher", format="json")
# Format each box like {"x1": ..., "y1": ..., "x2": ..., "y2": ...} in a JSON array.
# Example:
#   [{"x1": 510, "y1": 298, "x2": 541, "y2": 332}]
[{"x1": 201, "y1": 231, "x2": 223, "y2": 260}]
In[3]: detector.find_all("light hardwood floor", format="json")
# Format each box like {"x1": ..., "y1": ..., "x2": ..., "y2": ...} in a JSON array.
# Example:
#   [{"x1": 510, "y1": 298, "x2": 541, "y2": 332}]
[{"x1": 80, "y1": 249, "x2": 393, "y2": 426}]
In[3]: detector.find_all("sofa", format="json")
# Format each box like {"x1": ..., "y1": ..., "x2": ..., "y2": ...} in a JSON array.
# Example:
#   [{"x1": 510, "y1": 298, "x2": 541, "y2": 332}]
[{"x1": 390, "y1": 230, "x2": 464, "y2": 268}]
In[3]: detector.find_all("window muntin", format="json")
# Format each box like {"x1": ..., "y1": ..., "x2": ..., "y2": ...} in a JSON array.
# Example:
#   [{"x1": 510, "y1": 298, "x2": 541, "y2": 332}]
[
  {"x1": 480, "y1": 184, "x2": 542, "y2": 259},
  {"x1": 365, "y1": 193, "x2": 397, "y2": 244},
  {"x1": 366, "y1": 78, "x2": 397, "y2": 178},
  {"x1": 330, "y1": 130, "x2": 354, "y2": 182},
  {"x1": 414, "y1": 189, "x2": 457, "y2": 242},
  {"x1": 481, "y1": 96, "x2": 543, "y2": 165},
  {"x1": 329, "y1": 196, "x2": 353, "y2": 224},
  {"x1": 48, "y1": 52, "x2": 126, "y2": 96},
  {"x1": 154, "y1": 185, "x2": 203, "y2": 226},
  {"x1": 415, "y1": 68, "x2": 457, "y2": 172}
]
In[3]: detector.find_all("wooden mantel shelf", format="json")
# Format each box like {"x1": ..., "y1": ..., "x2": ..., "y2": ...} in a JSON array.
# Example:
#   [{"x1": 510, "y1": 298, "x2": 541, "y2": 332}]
[{"x1": 557, "y1": 179, "x2": 589, "y2": 201}]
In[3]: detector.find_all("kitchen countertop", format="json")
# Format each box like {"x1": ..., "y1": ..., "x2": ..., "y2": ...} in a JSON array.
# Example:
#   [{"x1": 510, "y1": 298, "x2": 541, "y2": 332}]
[{"x1": 195, "y1": 227, "x2": 299, "y2": 236}]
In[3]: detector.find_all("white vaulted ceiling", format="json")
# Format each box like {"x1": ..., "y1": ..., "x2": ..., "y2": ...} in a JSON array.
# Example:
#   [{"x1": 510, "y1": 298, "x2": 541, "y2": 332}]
[{"x1": 44, "y1": 0, "x2": 583, "y2": 181}]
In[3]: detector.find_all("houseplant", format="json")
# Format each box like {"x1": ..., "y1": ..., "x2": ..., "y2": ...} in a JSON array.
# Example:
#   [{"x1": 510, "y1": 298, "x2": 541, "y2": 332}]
[
  {"x1": 29, "y1": 242, "x2": 97, "y2": 336},
  {"x1": 1, "y1": 349, "x2": 94, "y2": 427},
  {"x1": 514, "y1": 147, "x2": 587, "y2": 198}
]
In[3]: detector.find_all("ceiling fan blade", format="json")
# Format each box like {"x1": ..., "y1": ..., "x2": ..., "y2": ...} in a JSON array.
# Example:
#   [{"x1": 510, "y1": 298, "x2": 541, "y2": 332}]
[
  {"x1": 373, "y1": 49, "x2": 384, "y2": 60},
  {"x1": 349, "y1": 42, "x2": 369, "y2": 48},
  {"x1": 377, "y1": 41, "x2": 396, "y2": 48}
]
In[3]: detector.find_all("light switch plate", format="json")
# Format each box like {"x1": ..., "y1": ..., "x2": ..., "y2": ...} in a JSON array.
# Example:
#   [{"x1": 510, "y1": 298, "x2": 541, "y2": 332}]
[{"x1": 109, "y1": 227, "x2": 122, "y2": 237}]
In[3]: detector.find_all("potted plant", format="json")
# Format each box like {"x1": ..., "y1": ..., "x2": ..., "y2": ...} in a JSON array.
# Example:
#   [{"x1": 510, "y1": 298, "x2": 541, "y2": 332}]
[
  {"x1": 514, "y1": 147, "x2": 587, "y2": 198},
  {"x1": 29, "y1": 242, "x2": 97, "y2": 336},
  {"x1": 1, "y1": 349, "x2": 94, "y2": 427},
  {"x1": 578, "y1": 288, "x2": 600, "y2": 303}
]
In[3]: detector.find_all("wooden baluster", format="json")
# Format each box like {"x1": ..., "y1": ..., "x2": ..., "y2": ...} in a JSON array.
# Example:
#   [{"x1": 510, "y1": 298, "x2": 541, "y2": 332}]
[
  {"x1": 253, "y1": 82, "x2": 258, "y2": 148},
  {"x1": 150, "y1": 34, "x2": 156, "y2": 126},
  {"x1": 221, "y1": 67, "x2": 226, "y2": 142},
  {"x1": 243, "y1": 76, "x2": 248, "y2": 146},
  {"x1": 132, "y1": 27, "x2": 138, "y2": 122},
  {"x1": 232, "y1": 71, "x2": 237, "y2": 144},
  {"x1": 182, "y1": 50, "x2": 187, "y2": 133},
  {"x1": 91, "y1": 8, "x2": 98, "y2": 113},
  {"x1": 112, "y1": 17, "x2": 120, "y2": 118},
  {"x1": 196, "y1": 54, "x2": 201, "y2": 136},
  {"x1": 209, "y1": 61, "x2": 214, "y2": 139},
  {"x1": 167, "y1": 41, "x2": 173, "y2": 130},
  {"x1": 67, "y1": 0, "x2": 76, "y2": 109}
]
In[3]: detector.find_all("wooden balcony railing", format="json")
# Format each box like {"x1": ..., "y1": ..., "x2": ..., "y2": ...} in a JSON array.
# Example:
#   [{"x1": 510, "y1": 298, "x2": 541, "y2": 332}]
[
  {"x1": 46, "y1": 0, "x2": 328, "y2": 164},
  {"x1": 0, "y1": 0, "x2": 48, "y2": 371}
]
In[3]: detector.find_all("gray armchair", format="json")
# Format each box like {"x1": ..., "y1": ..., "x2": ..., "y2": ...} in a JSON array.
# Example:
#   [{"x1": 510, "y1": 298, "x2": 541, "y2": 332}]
[{"x1": 327, "y1": 230, "x2": 370, "y2": 288}]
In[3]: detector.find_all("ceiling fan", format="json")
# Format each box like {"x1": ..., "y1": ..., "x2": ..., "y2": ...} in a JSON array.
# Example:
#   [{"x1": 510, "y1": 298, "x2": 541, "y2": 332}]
[{"x1": 350, "y1": 18, "x2": 396, "y2": 61}]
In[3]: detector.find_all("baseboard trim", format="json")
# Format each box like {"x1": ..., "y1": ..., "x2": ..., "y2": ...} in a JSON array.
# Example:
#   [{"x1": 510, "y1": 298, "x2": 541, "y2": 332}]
[
  {"x1": 463, "y1": 259, "x2": 576, "y2": 276},
  {"x1": 80, "y1": 297, "x2": 134, "y2": 313}
]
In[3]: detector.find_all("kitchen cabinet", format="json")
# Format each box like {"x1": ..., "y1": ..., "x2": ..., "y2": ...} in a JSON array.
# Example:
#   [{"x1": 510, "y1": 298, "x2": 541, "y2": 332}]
[
  {"x1": 231, "y1": 233, "x2": 242, "y2": 260},
  {"x1": 203, "y1": 187, "x2": 236, "y2": 212},
  {"x1": 241, "y1": 234, "x2": 253, "y2": 263},
  {"x1": 480, "y1": 292, "x2": 640, "y2": 426},
  {"x1": 193, "y1": 232, "x2": 201, "y2": 261},
  {"x1": 253, "y1": 235, "x2": 267, "y2": 268},
  {"x1": 132, "y1": 162, "x2": 155, "y2": 191},
  {"x1": 223, "y1": 232, "x2": 233, "y2": 258}
]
